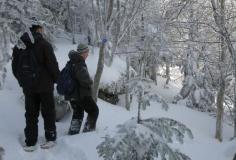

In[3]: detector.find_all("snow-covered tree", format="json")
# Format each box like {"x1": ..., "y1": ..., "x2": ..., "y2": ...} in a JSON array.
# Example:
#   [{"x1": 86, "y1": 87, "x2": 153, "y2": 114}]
[
  {"x1": 172, "y1": 3, "x2": 215, "y2": 112},
  {"x1": 0, "y1": 0, "x2": 32, "y2": 89},
  {"x1": 0, "y1": 0, "x2": 60, "y2": 89},
  {"x1": 213, "y1": 0, "x2": 227, "y2": 142},
  {"x1": 97, "y1": 118, "x2": 193, "y2": 160},
  {"x1": 128, "y1": 77, "x2": 168, "y2": 123}
]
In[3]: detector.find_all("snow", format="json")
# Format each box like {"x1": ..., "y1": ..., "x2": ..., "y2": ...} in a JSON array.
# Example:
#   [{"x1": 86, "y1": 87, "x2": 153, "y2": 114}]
[{"x1": 0, "y1": 37, "x2": 235, "y2": 160}]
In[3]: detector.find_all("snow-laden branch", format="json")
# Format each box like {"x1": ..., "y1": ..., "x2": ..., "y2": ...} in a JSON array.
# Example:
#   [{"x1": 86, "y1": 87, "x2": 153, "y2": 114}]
[{"x1": 97, "y1": 118, "x2": 193, "y2": 160}]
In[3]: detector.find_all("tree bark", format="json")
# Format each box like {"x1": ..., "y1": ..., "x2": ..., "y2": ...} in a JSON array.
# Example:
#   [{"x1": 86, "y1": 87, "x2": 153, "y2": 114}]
[
  {"x1": 125, "y1": 55, "x2": 130, "y2": 110},
  {"x1": 215, "y1": 82, "x2": 225, "y2": 142},
  {"x1": 0, "y1": 27, "x2": 9, "y2": 90},
  {"x1": 165, "y1": 61, "x2": 170, "y2": 86},
  {"x1": 91, "y1": 0, "x2": 99, "y2": 45},
  {"x1": 215, "y1": 0, "x2": 226, "y2": 142},
  {"x1": 150, "y1": 64, "x2": 157, "y2": 85},
  {"x1": 93, "y1": 43, "x2": 106, "y2": 102},
  {"x1": 137, "y1": 91, "x2": 142, "y2": 124},
  {"x1": 110, "y1": 0, "x2": 121, "y2": 65},
  {"x1": 92, "y1": 0, "x2": 114, "y2": 101},
  {"x1": 67, "y1": 0, "x2": 75, "y2": 44}
]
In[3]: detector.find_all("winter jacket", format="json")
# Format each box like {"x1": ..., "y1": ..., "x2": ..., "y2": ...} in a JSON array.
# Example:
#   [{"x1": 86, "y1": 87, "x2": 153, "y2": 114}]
[
  {"x1": 65, "y1": 51, "x2": 93, "y2": 101},
  {"x1": 12, "y1": 32, "x2": 60, "y2": 93}
]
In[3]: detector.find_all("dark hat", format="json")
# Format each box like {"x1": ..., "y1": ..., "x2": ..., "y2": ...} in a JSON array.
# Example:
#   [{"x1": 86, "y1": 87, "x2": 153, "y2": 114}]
[
  {"x1": 68, "y1": 50, "x2": 78, "y2": 59},
  {"x1": 77, "y1": 43, "x2": 89, "y2": 54}
]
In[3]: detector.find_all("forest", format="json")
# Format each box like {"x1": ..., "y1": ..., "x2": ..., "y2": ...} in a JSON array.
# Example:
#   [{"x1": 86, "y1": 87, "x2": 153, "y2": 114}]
[{"x1": 1, "y1": 0, "x2": 236, "y2": 160}]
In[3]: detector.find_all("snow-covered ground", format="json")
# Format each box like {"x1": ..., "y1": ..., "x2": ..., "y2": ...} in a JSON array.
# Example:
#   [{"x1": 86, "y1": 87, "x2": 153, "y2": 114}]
[{"x1": 0, "y1": 38, "x2": 235, "y2": 160}]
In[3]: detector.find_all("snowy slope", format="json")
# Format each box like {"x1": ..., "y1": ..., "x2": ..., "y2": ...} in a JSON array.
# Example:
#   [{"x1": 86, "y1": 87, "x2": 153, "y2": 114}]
[{"x1": 0, "y1": 38, "x2": 235, "y2": 160}]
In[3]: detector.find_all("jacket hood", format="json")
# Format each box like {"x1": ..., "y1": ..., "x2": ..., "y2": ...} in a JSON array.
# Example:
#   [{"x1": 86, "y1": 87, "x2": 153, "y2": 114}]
[
  {"x1": 68, "y1": 50, "x2": 84, "y2": 62},
  {"x1": 20, "y1": 32, "x2": 43, "y2": 48}
]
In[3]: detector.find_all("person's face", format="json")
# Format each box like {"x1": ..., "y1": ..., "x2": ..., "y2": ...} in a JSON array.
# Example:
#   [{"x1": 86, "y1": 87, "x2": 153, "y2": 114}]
[
  {"x1": 36, "y1": 27, "x2": 44, "y2": 34},
  {"x1": 82, "y1": 50, "x2": 89, "y2": 60}
]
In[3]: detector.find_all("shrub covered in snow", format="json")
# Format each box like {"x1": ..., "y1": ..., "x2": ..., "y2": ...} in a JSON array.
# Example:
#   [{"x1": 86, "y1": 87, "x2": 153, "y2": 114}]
[
  {"x1": 128, "y1": 76, "x2": 168, "y2": 122},
  {"x1": 97, "y1": 118, "x2": 193, "y2": 160},
  {"x1": 173, "y1": 75, "x2": 215, "y2": 112}
]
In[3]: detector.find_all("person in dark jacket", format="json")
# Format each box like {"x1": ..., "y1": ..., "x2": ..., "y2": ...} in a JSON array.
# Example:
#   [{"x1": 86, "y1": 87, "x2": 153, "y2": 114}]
[
  {"x1": 12, "y1": 24, "x2": 60, "y2": 151},
  {"x1": 66, "y1": 44, "x2": 99, "y2": 135}
]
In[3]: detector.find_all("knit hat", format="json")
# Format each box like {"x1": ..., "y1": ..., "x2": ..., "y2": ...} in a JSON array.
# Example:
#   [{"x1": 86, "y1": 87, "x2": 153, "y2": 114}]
[
  {"x1": 68, "y1": 50, "x2": 78, "y2": 59},
  {"x1": 77, "y1": 43, "x2": 89, "y2": 54}
]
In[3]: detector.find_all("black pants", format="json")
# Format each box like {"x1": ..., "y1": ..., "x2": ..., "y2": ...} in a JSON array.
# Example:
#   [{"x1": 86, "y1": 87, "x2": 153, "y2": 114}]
[
  {"x1": 24, "y1": 92, "x2": 56, "y2": 146},
  {"x1": 70, "y1": 96, "x2": 99, "y2": 130}
]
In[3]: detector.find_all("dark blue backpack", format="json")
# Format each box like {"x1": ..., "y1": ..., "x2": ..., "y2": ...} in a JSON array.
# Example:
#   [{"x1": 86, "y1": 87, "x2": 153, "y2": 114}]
[
  {"x1": 56, "y1": 62, "x2": 76, "y2": 95},
  {"x1": 17, "y1": 47, "x2": 41, "y2": 89}
]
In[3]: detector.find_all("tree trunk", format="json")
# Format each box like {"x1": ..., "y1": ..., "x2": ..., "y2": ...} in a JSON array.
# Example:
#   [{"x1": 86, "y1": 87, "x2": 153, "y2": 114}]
[
  {"x1": 137, "y1": 52, "x2": 144, "y2": 124},
  {"x1": 105, "y1": 0, "x2": 115, "y2": 66},
  {"x1": 92, "y1": 0, "x2": 114, "y2": 102},
  {"x1": 150, "y1": 39, "x2": 160, "y2": 85},
  {"x1": 125, "y1": 55, "x2": 130, "y2": 110},
  {"x1": 150, "y1": 63, "x2": 157, "y2": 85},
  {"x1": 215, "y1": 82, "x2": 225, "y2": 141},
  {"x1": 137, "y1": 91, "x2": 142, "y2": 124},
  {"x1": 106, "y1": 0, "x2": 114, "y2": 26},
  {"x1": 0, "y1": 28, "x2": 9, "y2": 90},
  {"x1": 72, "y1": 34, "x2": 76, "y2": 45},
  {"x1": 93, "y1": 43, "x2": 106, "y2": 102},
  {"x1": 107, "y1": 0, "x2": 120, "y2": 67},
  {"x1": 233, "y1": 78, "x2": 236, "y2": 137},
  {"x1": 215, "y1": 0, "x2": 226, "y2": 142},
  {"x1": 67, "y1": 0, "x2": 75, "y2": 44},
  {"x1": 91, "y1": 0, "x2": 99, "y2": 45},
  {"x1": 165, "y1": 61, "x2": 170, "y2": 86}
]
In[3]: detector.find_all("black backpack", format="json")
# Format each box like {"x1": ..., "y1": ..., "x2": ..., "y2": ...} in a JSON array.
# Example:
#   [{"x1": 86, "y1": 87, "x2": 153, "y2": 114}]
[
  {"x1": 56, "y1": 61, "x2": 76, "y2": 96},
  {"x1": 16, "y1": 47, "x2": 41, "y2": 89}
]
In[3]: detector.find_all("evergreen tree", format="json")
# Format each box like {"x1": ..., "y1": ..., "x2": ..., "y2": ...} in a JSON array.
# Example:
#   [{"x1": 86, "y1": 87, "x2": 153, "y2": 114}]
[
  {"x1": 97, "y1": 118, "x2": 193, "y2": 160},
  {"x1": 128, "y1": 76, "x2": 168, "y2": 123}
]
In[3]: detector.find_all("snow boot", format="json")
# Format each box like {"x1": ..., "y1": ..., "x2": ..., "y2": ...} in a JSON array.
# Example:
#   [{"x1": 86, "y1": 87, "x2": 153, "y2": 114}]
[
  {"x1": 40, "y1": 141, "x2": 56, "y2": 149},
  {"x1": 23, "y1": 145, "x2": 37, "y2": 152},
  {"x1": 68, "y1": 119, "x2": 82, "y2": 135},
  {"x1": 82, "y1": 117, "x2": 96, "y2": 133}
]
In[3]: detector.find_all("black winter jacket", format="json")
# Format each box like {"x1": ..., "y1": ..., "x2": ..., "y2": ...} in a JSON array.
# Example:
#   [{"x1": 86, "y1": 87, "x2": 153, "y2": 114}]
[
  {"x1": 12, "y1": 32, "x2": 60, "y2": 93},
  {"x1": 65, "y1": 51, "x2": 93, "y2": 101}
]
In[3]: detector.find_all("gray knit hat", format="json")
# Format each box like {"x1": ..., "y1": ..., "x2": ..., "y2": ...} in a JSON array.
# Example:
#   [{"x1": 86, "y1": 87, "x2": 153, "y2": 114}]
[{"x1": 77, "y1": 43, "x2": 89, "y2": 54}]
